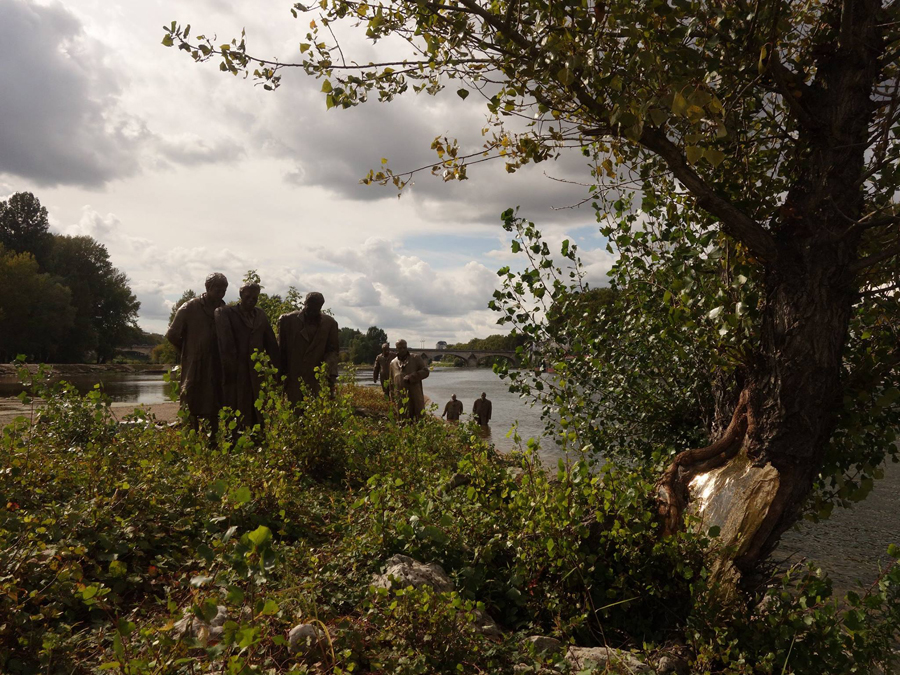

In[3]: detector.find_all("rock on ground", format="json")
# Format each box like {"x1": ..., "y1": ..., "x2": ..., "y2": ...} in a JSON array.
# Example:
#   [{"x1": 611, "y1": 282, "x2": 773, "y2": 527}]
[
  {"x1": 288, "y1": 623, "x2": 325, "y2": 656},
  {"x1": 566, "y1": 646, "x2": 652, "y2": 673},
  {"x1": 657, "y1": 654, "x2": 689, "y2": 674},
  {"x1": 173, "y1": 605, "x2": 228, "y2": 642},
  {"x1": 371, "y1": 554, "x2": 454, "y2": 593}
]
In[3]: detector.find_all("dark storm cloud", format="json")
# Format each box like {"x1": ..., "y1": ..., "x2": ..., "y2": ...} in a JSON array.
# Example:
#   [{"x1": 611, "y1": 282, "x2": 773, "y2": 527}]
[{"x1": 0, "y1": 0, "x2": 144, "y2": 187}]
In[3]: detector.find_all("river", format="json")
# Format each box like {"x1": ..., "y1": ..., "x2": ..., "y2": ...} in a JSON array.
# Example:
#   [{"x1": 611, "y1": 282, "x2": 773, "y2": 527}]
[{"x1": 0, "y1": 367, "x2": 896, "y2": 592}]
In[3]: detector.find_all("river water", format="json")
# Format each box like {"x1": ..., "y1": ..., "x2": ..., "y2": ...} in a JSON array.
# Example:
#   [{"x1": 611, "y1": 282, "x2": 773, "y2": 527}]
[{"x1": 1, "y1": 367, "x2": 896, "y2": 592}]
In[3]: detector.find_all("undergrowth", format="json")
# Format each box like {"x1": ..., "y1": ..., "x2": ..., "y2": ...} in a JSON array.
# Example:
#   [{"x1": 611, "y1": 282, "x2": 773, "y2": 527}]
[{"x1": 0, "y1": 364, "x2": 897, "y2": 674}]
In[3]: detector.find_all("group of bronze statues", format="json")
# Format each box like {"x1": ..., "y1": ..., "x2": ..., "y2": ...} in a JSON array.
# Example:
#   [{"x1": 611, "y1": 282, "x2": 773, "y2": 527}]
[
  {"x1": 166, "y1": 273, "x2": 451, "y2": 437},
  {"x1": 373, "y1": 344, "x2": 493, "y2": 427},
  {"x1": 440, "y1": 392, "x2": 492, "y2": 426}
]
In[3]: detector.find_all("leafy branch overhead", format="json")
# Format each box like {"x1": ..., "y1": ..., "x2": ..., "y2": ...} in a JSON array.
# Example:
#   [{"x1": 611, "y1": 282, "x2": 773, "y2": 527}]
[{"x1": 164, "y1": 1, "x2": 898, "y2": 274}]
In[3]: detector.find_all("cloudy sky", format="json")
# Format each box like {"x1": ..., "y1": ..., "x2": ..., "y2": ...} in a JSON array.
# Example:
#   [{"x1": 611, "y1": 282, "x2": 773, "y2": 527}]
[{"x1": 0, "y1": 0, "x2": 613, "y2": 342}]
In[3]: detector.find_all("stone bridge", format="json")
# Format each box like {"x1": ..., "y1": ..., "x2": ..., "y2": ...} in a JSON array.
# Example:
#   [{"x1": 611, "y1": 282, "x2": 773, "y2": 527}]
[{"x1": 416, "y1": 348, "x2": 519, "y2": 367}]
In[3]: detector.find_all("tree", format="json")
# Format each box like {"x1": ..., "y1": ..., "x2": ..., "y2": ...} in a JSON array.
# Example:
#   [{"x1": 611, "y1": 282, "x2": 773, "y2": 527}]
[
  {"x1": 0, "y1": 246, "x2": 75, "y2": 362},
  {"x1": 165, "y1": 1, "x2": 900, "y2": 574},
  {"x1": 339, "y1": 327, "x2": 363, "y2": 350},
  {"x1": 242, "y1": 270, "x2": 304, "y2": 330},
  {"x1": 169, "y1": 289, "x2": 197, "y2": 325},
  {"x1": 46, "y1": 235, "x2": 141, "y2": 363},
  {"x1": 348, "y1": 325, "x2": 389, "y2": 364},
  {"x1": 0, "y1": 192, "x2": 52, "y2": 266}
]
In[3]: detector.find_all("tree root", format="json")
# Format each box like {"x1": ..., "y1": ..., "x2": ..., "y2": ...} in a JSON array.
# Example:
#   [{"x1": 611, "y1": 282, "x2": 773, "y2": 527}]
[{"x1": 657, "y1": 389, "x2": 751, "y2": 537}]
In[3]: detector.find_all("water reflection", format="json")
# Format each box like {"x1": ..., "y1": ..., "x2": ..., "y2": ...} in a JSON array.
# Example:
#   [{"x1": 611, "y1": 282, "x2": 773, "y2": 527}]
[{"x1": 0, "y1": 373, "x2": 170, "y2": 405}]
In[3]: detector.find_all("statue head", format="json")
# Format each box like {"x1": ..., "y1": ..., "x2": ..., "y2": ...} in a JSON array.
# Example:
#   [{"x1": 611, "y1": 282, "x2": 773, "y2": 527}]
[
  {"x1": 480, "y1": 392, "x2": 487, "y2": 399},
  {"x1": 239, "y1": 282, "x2": 261, "y2": 311},
  {"x1": 451, "y1": 394, "x2": 457, "y2": 401},
  {"x1": 205, "y1": 272, "x2": 228, "y2": 303},
  {"x1": 396, "y1": 339, "x2": 409, "y2": 359},
  {"x1": 303, "y1": 292, "x2": 325, "y2": 320},
  {"x1": 382, "y1": 342, "x2": 390, "y2": 356}
]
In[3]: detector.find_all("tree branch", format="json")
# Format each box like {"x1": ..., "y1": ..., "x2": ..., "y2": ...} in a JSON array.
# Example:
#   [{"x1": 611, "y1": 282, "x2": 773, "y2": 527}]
[
  {"x1": 851, "y1": 240, "x2": 900, "y2": 272},
  {"x1": 638, "y1": 127, "x2": 780, "y2": 263},
  {"x1": 766, "y1": 52, "x2": 817, "y2": 129}
]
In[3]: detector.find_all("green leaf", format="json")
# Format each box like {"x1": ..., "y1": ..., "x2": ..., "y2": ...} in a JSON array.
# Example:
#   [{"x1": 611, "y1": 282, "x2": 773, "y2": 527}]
[
  {"x1": 248, "y1": 525, "x2": 272, "y2": 548},
  {"x1": 671, "y1": 91, "x2": 688, "y2": 116},
  {"x1": 82, "y1": 585, "x2": 99, "y2": 600},
  {"x1": 556, "y1": 67, "x2": 574, "y2": 86},
  {"x1": 162, "y1": 34, "x2": 174, "y2": 47},
  {"x1": 321, "y1": 79, "x2": 333, "y2": 93},
  {"x1": 231, "y1": 486, "x2": 252, "y2": 505},
  {"x1": 422, "y1": 525, "x2": 449, "y2": 545},
  {"x1": 260, "y1": 599, "x2": 279, "y2": 615},
  {"x1": 457, "y1": 88, "x2": 469, "y2": 100},
  {"x1": 227, "y1": 585, "x2": 245, "y2": 604},
  {"x1": 685, "y1": 145, "x2": 702, "y2": 164},
  {"x1": 705, "y1": 148, "x2": 726, "y2": 167}
]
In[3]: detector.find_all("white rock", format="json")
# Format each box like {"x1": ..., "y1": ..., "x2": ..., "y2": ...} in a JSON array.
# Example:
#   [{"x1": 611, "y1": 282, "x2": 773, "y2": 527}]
[
  {"x1": 288, "y1": 623, "x2": 324, "y2": 656},
  {"x1": 371, "y1": 554, "x2": 454, "y2": 593},
  {"x1": 473, "y1": 608, "x2": 502, "y2": 637},
  {"x1": 173, "y1": 605, "x2": 228, "y2": 642},
  {"x1": 566, "y1": 646, "x2": 652, "y2": 673}
]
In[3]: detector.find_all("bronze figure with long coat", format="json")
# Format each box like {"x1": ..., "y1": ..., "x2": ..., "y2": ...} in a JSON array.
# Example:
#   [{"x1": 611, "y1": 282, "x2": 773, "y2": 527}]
[
  {"x1": 215, "y1": 282, "x2": 279, "y2": 428},
  {"x1": 372, "y1": 343, "x2": 394, "y2": 398},
  {"x1": 472, "y1": 392, "x2": 492, "y2": 426},
  {"x1": 278, "y1": 292, "x2": 340, "y2": 401},
  {"x1": 390, "y1": 339, "x2": 430, "y2": 419},
  {"x1": 165, "y1": 273, "x2": 228, "y2": 432}
]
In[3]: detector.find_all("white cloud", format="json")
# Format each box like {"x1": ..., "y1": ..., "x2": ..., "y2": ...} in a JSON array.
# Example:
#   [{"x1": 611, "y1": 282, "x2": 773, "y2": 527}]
[{"x1": 1, "y1": 0, "x2": 618, "y2": 341}]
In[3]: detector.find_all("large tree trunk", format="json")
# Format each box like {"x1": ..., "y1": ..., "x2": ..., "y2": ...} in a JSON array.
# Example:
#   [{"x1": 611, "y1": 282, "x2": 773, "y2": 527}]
[{"x1": 659, "y1": 0, "x2": 884, "y2": 576}]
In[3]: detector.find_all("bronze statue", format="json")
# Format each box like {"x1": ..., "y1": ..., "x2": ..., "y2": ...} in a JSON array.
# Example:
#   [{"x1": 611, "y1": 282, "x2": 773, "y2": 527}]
[
  {"x1": 441, "y1": 394, "x2": 463, "y2": 424},
  {"x1": 373, "y1": 342, "x2": 394, "y2": 398},
  {"x1": 215, "y1": 281, "x2": 280, "y2": 429},
  {"x1": 389, "y1": 339, "x2": 430, "y2": 419},
  {"x1": 278, "y1": 291, "x2": 339, "y2": 401},
  {"x1": 166, "y1": 272, "x2": 228, "y2": 436},
  {"x1": 472, "y1": 392, "x2": 492, "y2": 426}
]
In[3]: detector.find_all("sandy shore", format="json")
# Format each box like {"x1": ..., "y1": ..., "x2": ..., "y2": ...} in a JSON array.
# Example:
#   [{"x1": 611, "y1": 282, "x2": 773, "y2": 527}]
[{"x1": 0, "y1": 398, "x2": 180, "y2": 428}]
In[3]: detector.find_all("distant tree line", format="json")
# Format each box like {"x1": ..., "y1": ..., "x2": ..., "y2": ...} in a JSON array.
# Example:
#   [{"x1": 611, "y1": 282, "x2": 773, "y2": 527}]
[
  {"x1": 0, "y1": 192, "x2": 141, "y2": 363},
  {"x1": 448, "y1": 333, "x2": 528, "y2": 352},
  {"x1": 339, "y1": 325, "x2": 389, "y2": 365}
]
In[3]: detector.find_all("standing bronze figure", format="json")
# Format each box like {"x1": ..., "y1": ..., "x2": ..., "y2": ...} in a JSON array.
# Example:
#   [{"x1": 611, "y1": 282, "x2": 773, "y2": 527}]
[
  {"x1": 472, "y1": 392, "x2": 492, "y2": 426},
  {"x1": 442, "y1": 394, "x2": 463, "y2": 424},
  {"x1": 215, "y1": 281, "x2": 279, "y2": 429},
  {"x1": 166, "y1": 272, "x2": 228, "y2": 436},
  {"x1": 373, "y1": 342, "x2": 394, "y2": 398},
  {"x1": 389, "y1": 339, "x2": 430, "y2": 419},
  {"x1": 278, "y1": 291, "x2": 340, "y2": 401}
]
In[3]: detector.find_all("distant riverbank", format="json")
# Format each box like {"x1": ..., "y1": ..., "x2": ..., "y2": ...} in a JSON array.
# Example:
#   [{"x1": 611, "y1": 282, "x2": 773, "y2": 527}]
[{"x1": 0, "y1": 363, "x2": 170, "y2": 378}]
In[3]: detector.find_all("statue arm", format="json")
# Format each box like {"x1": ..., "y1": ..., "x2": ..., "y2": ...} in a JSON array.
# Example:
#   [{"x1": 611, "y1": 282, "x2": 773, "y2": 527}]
[
  {"x1": 373, "y1": 358, "x2": 380, "y2": 382},
  {"x1": 165, "y1": 303, "x2": 188, "y2": 350}
]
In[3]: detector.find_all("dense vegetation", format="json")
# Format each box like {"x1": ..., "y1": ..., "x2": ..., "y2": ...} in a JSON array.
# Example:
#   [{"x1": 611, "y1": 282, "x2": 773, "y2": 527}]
[
  {"x1": 0, "y1": 192, "x2": 140, "y2": 363},
  {"x1": 2, "y1": 366, "x2": 899, "y2": 673},
  {"x1": 164, "y1": 0, "x2": 900, "y2": 575}
]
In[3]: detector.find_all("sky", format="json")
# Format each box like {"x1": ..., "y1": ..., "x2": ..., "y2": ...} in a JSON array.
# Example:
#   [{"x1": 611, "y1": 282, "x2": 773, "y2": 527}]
[{"x1": 0, "y1": 0, "x2": 614, "y2": 343}]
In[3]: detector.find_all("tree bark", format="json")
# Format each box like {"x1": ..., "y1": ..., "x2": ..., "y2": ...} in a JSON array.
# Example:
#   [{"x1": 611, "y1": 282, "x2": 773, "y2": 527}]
[{"x1": 658, "y1": 0, "x2": 885, "y2": 574}]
